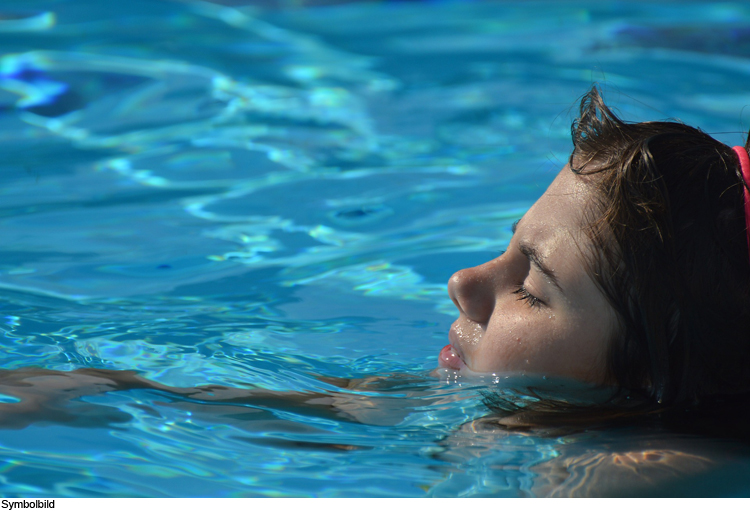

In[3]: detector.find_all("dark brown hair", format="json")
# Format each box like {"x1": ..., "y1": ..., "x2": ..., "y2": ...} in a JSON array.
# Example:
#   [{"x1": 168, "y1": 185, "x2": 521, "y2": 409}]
[
  {"x1": 486, "y1": 86, "x2": 750, "y2": 433},
  {"x1": 571, "y1": 86, "x2": 750, "y2": 406}
]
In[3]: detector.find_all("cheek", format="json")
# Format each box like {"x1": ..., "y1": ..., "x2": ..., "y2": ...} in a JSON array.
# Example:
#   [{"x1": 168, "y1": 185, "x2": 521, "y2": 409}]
[
  {"x1": 476, "y1": 306, "x2": 608, "y2": 382},
  {"x1": 526, "y1": 315, "x2": 610, "y2": 382},
  {"x1": 476, "y1": 309, "x2": 548, "y2": 370}
]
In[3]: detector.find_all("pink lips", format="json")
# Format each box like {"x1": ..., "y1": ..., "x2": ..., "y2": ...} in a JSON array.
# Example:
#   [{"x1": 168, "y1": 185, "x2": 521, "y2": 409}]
[{"x1": 438, "y1": 344, "x2": 466, "y2": 370}]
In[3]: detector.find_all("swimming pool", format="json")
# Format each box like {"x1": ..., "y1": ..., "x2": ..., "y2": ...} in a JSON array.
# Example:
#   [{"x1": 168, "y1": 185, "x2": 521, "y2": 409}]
[{"x1": 1, "y1": 0, "x2": 750, "y2": 497}]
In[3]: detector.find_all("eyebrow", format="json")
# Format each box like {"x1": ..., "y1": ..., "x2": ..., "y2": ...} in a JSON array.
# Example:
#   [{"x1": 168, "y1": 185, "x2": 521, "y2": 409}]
[
  {"x1": 518, "y1": 242, "x2": 564, "y2": 294},
  {"x1": 512, "y1": 219, "x2": 564, "y2": 294}
]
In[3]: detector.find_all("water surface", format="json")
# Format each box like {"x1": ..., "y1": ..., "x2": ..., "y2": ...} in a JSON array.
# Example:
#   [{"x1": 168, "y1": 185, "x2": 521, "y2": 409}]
[{"x1": 1, "y1": 0, "x2": 750, "y2": 497}]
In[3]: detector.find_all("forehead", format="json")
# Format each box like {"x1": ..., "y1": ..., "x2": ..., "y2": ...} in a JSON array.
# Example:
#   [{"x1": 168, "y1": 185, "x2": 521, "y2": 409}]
[
  {"x1": 518, "y1": 165, "x2": 595, "y2": 237},
  {"x1": 526, "y1": 165, "x2": 594, "y2": 229},
  {"x1": 516, "y1": 165, "x2": 601, "y2": 294}
]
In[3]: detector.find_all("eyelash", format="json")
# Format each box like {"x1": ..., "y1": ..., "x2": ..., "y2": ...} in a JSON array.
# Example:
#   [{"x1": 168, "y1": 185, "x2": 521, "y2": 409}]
[{"x1": 513, "y1": 285, "x2": 544, "y2": 309}]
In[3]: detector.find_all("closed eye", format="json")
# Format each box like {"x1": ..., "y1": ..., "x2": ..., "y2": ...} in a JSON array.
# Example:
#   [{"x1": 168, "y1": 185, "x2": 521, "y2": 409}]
[{"x1": 513, "y1": 284, "x2": 544, "y2": 308}]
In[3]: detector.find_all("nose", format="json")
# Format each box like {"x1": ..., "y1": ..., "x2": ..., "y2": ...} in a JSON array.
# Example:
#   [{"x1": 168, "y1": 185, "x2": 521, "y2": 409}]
[{"x1": 447, "y1": 260, "x2": 497, "y2": 325}]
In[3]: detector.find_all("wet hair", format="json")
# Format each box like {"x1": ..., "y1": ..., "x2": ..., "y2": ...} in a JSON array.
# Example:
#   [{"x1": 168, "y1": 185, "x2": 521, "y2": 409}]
[
  {"x1": 572, "y1": 86, "x2": 750, "y2": 404},
  {"x1": 486, "y1": 86, "x2": 750, "y2": 435}
]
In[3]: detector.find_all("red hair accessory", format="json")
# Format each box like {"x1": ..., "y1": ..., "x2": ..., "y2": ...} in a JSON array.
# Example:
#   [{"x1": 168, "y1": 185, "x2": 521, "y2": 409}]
[{"x1": 732, "y1": 145, "x2": 750, "y2": 259}]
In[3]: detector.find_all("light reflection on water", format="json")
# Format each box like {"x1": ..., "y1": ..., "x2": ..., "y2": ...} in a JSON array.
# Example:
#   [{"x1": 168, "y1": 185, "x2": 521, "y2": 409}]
[{"x1": 0, "y1": 0, "x2": 749, "y2": 496}]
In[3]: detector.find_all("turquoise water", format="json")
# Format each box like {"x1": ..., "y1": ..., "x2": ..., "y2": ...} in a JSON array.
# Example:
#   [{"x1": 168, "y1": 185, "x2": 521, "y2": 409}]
[{"x1": 1, "y1": 0, "x2": 750, "y2": 497}]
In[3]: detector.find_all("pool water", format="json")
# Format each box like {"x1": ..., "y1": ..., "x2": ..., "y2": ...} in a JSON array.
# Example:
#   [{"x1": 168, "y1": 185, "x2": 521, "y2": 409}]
[{"x1": 1, "y1": 0, "x2": 750, "y2": 497}]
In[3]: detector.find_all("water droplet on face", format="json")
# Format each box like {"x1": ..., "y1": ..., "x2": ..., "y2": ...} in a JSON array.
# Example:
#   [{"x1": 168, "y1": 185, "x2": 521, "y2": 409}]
[{"x1": 456, "y1": 321, "x2": 482, "y2": 345}]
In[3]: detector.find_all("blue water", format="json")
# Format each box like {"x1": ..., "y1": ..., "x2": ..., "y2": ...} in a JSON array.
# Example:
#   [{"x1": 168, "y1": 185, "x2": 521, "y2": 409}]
[{"x1": 1, "y1": 0, "x2": 750, "y2": 497}]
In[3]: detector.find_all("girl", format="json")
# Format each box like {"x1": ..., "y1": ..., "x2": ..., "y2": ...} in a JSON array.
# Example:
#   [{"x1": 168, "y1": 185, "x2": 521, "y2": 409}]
[
  {"x1": 441, "y1": 85, "x2": 750, "y2": 433},
  {"x1": 1, "y1": 86, "x2": 749, "y2": 435}
]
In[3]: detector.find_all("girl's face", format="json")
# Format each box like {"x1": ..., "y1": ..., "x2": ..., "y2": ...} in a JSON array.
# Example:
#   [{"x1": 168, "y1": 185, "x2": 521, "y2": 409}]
[{"x1": 440, "y1": 165, "x2": 617, "y2": 384}]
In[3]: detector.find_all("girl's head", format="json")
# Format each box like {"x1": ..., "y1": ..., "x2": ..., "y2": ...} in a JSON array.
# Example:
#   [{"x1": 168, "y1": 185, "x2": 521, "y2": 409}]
[{"x1": 443, "y1": 86, "x2": 750, "y2": 408}]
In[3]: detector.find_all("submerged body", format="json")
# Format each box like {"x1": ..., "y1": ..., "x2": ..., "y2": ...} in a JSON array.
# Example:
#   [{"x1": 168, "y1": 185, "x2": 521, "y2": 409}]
[{"x1": 0, "y1": 366, "x2": 748, "y2": 497}]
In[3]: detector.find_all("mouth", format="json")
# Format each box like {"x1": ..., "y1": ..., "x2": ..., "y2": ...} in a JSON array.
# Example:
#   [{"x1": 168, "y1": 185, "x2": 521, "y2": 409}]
[{"x1": 438, "y1": 343, "x2": 467, "y2": 370}]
